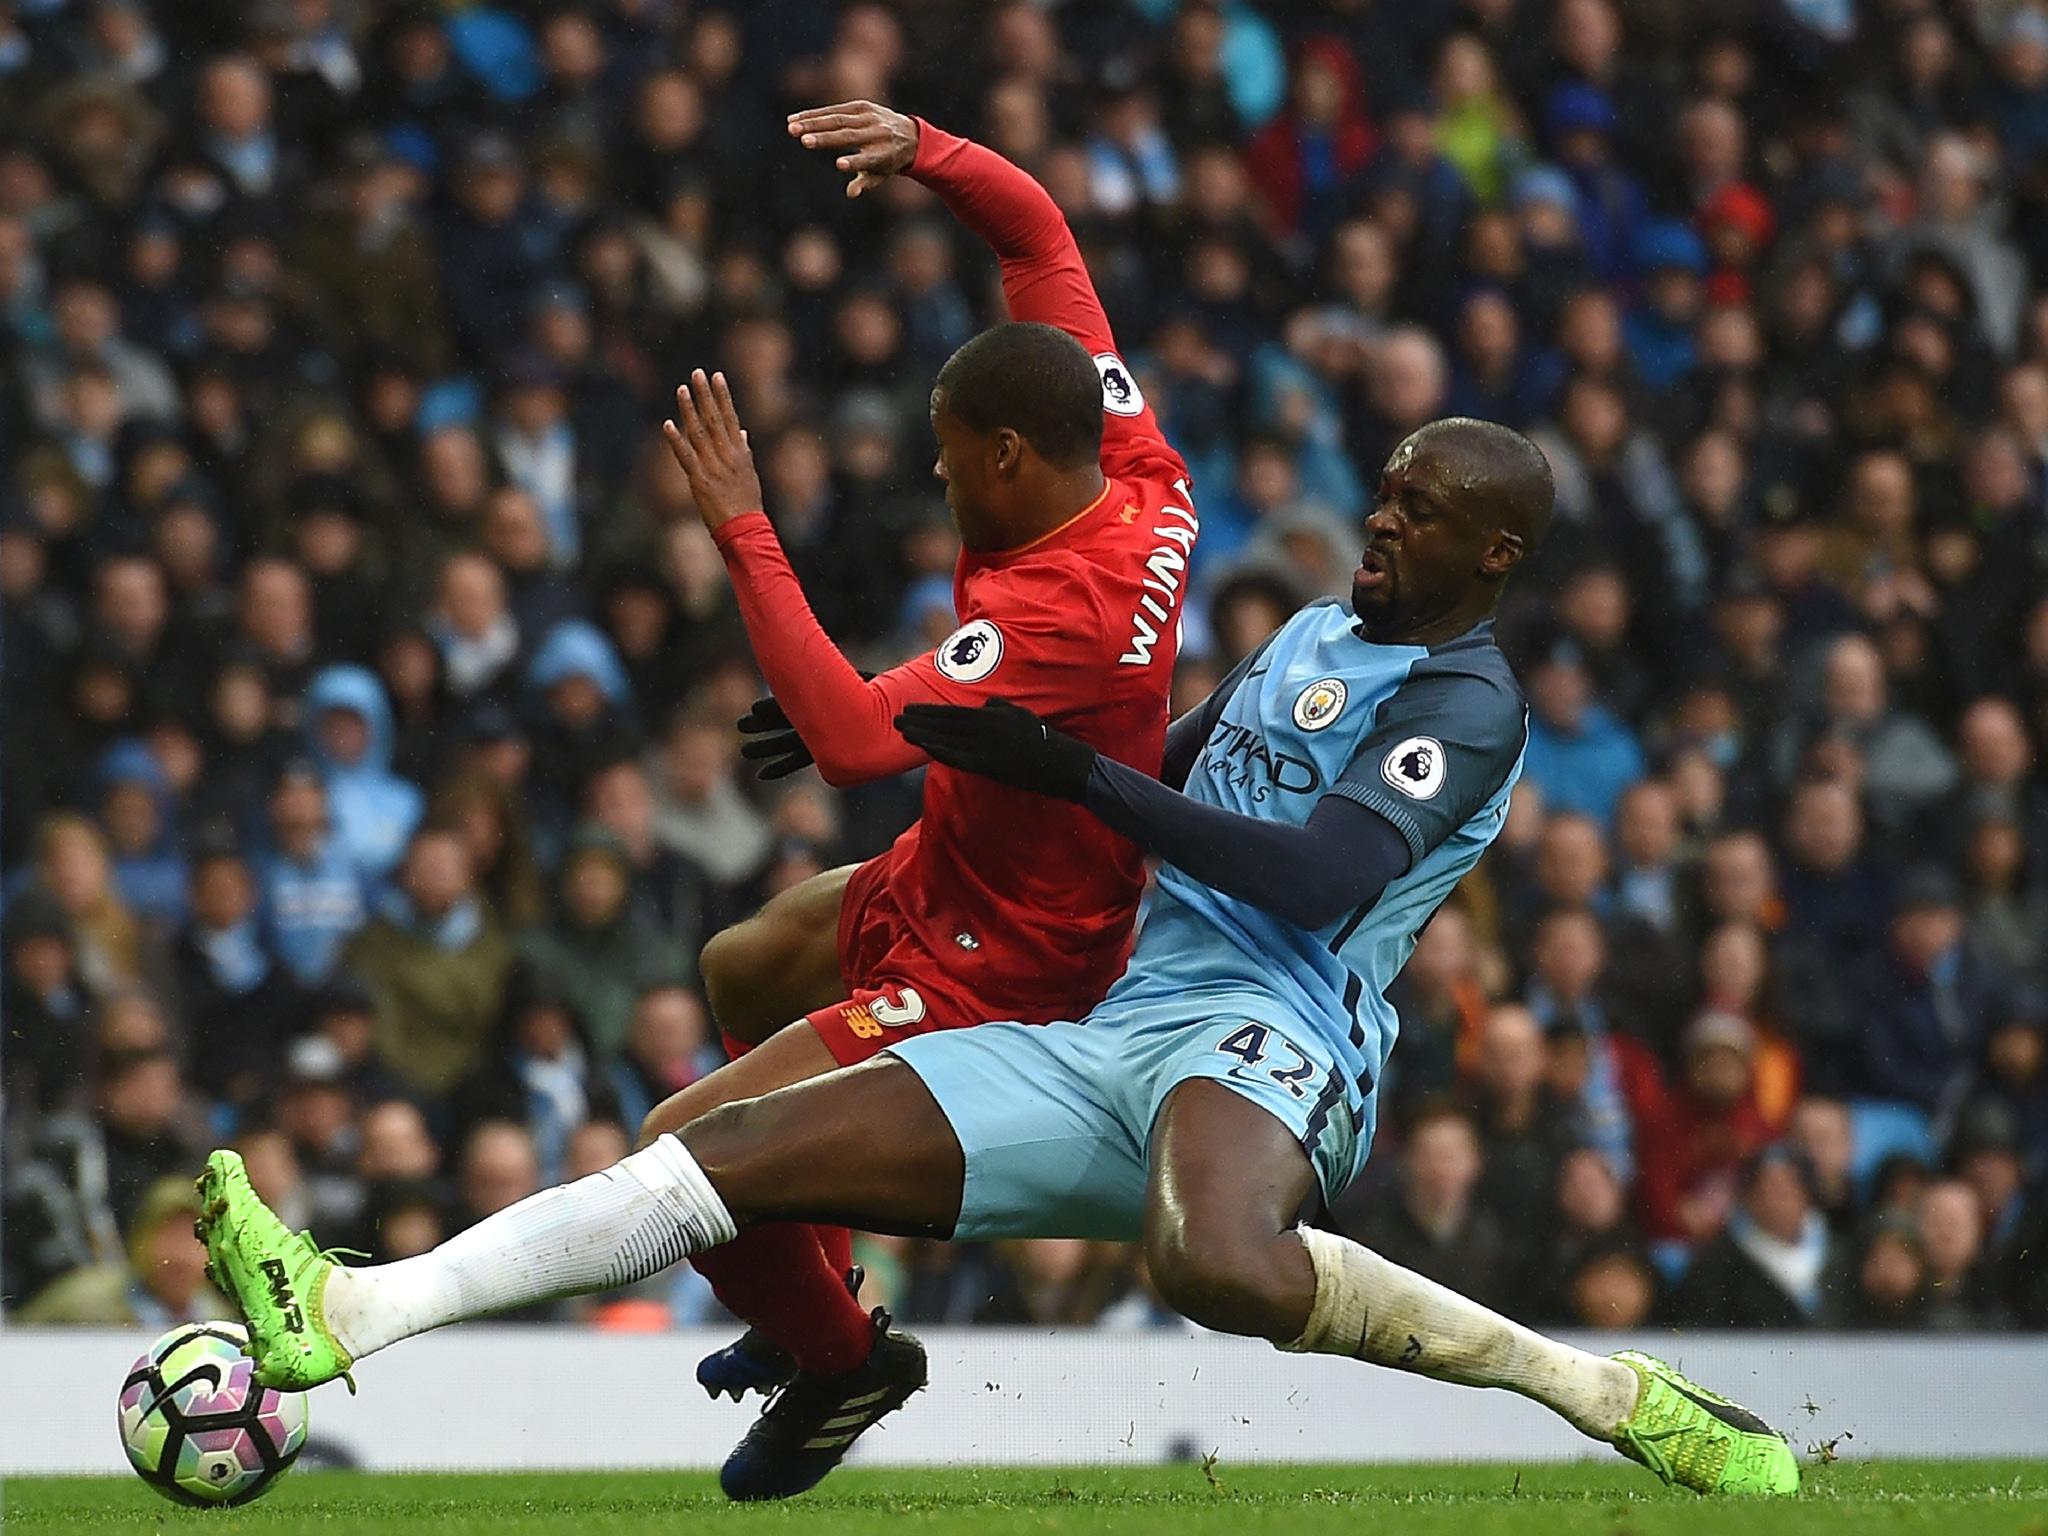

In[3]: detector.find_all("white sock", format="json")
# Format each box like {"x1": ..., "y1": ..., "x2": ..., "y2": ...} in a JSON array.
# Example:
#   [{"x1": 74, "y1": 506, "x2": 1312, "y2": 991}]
[
  {"x1": 322, "y1": 1135, "x2": 737, "y2": 1361},
  {"x1": 1279, "y1": 1227, "x2": 1639, "y2": 1440}
]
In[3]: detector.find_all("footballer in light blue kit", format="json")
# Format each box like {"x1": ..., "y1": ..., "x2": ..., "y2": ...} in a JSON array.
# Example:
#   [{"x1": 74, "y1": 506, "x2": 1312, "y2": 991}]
[{"x1": 888, "y1": 500, "x2": 1527, "y2": 1239}]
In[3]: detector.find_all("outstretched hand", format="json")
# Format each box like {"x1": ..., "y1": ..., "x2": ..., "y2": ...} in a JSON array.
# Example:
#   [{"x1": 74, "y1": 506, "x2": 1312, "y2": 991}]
[
  {"x1": 788, "y1": 100, "x2": 920, "y2": 198},
  {"x1": 894, "y1": 698, "x2": 1098, "y2": 803},
  {"x1": 662, "y1": 368, "x2": 762, "y2": 534}
]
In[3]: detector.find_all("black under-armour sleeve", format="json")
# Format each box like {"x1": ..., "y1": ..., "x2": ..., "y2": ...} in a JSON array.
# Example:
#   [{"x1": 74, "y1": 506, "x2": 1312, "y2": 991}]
[{"x1": 1084, "y1": 755, "x2": 1412, "y2": 930}]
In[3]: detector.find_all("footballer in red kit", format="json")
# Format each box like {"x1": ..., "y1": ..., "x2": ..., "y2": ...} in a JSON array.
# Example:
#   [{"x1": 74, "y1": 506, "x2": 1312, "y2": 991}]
[
  {"x1": 640, "y1": 100, "x2": 1202, "y2": 1500},
  {"x1": 700, "y1": 116, "x2": 1199, "y2": 1064}
]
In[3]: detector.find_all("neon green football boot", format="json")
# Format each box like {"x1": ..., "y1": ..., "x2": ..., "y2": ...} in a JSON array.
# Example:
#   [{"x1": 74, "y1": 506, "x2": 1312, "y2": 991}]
[
  {"x1": 195, "y1": 1149, "x2": 355, "y2": 1392},
  {"x1": 1610, "y1": 1350, "x2": 1800, "y2": 1495}
]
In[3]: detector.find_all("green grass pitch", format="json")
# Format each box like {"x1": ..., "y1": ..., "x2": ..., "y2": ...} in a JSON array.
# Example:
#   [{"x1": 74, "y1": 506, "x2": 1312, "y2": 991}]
[{"x1": 6, "y1": 1462, "x2": 2048, "y2": 1534}]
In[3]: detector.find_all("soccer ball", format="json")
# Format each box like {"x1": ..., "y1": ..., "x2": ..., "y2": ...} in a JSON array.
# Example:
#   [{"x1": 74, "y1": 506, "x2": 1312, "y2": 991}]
[{"x1": 118, "y1": 1321, "x2": 308, "y2": 1506}]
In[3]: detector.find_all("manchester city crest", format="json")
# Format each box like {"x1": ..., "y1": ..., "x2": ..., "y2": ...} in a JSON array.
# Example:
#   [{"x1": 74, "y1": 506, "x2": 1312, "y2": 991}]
[{"x1": 1292, "y1": 677, "x2": 1348, "y2": 731}]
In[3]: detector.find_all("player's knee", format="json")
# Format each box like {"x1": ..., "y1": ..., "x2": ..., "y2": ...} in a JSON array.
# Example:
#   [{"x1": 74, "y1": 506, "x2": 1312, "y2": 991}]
[
  {"x1": 1144, "y1": 1212, "x2": 1296, "y2": 1341},
  {"x1": 697, "y1": 923, "x2": 766, "y2": 1042},
  {"x1": 676, "y1": 1096, "x2": 779, "y2": 1212},
  {"x1": 635, "y1": 1100, "x2": 676, "y2": 1150}
]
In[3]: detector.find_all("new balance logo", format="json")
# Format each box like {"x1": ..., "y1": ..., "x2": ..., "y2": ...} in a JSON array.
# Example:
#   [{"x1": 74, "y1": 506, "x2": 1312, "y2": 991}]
[{"x1": 260, "y1": 1257, "x2": 305, "y2": 1333}]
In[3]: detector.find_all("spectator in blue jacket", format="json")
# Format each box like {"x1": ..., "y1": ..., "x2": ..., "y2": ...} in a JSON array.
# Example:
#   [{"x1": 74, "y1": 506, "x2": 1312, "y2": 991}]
[
  {"x1": 1849, "y1": 868, "x2": 2003, "y2": 1116},
  {"x1": 1546, "y1": 83, "x2": 1647, "y2": 284},
  {"x1": 1624, "y1": 221, "x2": 1706, "y2": 394},
  {"x1": 95, "y1": 740, "x2": 186, "y2": 930},
  {"x1": 1445, "y1": 286, "x2": 1562, "y2": 429},
  {"x1": 258, "y1": 758, "x2": 368, "y2": 986},
  {"x1": 524, "y1": 620, "x2": 636, "y2": 854},
  {"x1": 1522, "y1": 637, "x2": 1647, "y2": 826},
  {"x1": 303, "y1": 665, "x2": 424, "y2": 885}
]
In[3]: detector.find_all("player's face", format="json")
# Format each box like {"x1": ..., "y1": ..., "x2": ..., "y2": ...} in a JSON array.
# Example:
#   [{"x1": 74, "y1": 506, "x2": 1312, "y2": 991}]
[
  {"x1": 929, "y1": 395, "x2": 1020, "y2": 550},
  {"x1": 930, "y1": 397, "x2": 987, "y2": 533},
  {"x1": 1355, "y1": 433, "x2": 1498, "y2": 636}
]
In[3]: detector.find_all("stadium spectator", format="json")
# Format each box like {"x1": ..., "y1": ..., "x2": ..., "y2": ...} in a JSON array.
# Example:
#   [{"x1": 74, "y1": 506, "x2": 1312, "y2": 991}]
[
  {"x1": 1520, "y1": 639, "x2": 1645, "y2": 826},
  {"x1": 1348, "y1": 1100, "x2": 1512, "y2": 1313},
  {"x1": 95, "y1": 741, "x2": 187, "y2": 932},
  {"x1": 1464, "y1": 1003, "x2": 1575, "y2": 1225},
  {"x1": 1671, "y1": 1148, "x2": 1830, "y2": 1328},
  {"x1": 17, "y1": 1177, "x2": 225, "y2": 1327},
  {"x1": 303, "y1": 665, "x2": 425, "y2": 884},
  {"x1": 518, "y1": 825, "x2": 687, "y2": 1060},
  {"x1": 343, "y1": 824, "x2": 515, "y2": 1096},
  {"x1": 456, "y1": 1120, "x2": 541, "y2": 1228},
  {"x1": 608, "y1": 982, "x2": 719, "y2": 1136},
  {"x1": 1843, "y1": 866, "x2": 2001, "y2": 1117},
  {"x1": 171, "y1": 834, "x2": 296, "y2": 1104},
  {"x1": 1, "y1": 892, "x2": 90, "y2": 1117},
  {"x1": 258, "y1": 760, "x2": 368, "y2": 986}
]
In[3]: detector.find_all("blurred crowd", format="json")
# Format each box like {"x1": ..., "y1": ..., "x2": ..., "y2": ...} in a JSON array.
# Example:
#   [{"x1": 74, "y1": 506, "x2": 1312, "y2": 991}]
[{"x1": 4, "y1": 0, "x2": 2048, "y2": 1337}]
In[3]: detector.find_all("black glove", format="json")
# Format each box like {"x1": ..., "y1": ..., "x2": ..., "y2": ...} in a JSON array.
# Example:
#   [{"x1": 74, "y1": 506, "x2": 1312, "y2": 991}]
[
  {"x1": 736, "y1": 672, "x2": 876, "y2": 782},
  {"x1": 736, "y1": 695, "x2": 812, "y2": 780},
  {"x1": 893, "y1": 698, "x2": 1097, "y2": 802}
]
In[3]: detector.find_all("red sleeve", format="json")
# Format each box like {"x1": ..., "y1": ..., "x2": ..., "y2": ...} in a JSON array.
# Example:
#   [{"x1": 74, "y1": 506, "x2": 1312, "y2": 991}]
[
  {"x1": 713, "y1": 513, "x2": 1113, "y2": 786},
  {"x1": 713, "y1": 514, "x2": 913, "y2": 786},
  {"x1": 909, "y1": 120, "x2": 1186, "y2": 487}
]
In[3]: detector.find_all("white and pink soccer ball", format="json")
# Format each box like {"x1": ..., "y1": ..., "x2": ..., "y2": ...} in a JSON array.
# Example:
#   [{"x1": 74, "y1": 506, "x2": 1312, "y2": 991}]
[{"x1": 117, "y1": 1321, "x2": 308, "y2": 1506}]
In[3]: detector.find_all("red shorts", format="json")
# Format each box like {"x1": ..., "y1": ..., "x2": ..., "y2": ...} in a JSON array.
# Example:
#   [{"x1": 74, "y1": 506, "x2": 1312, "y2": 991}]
[{"x1": 806, "y1": 854, "x2": 997, "y2": 1067}]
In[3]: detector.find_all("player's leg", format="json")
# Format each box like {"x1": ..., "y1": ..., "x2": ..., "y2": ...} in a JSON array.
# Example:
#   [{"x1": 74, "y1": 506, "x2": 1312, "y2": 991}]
[
  {"x1": 696, "y1": 864, "x2": 856, "y2": 1049},
  {"x1": 194, "y1": 1053, "x2": 965, "y2": 1391},
  {"x1": 695, "y1": 1014, "x2": 1150, "y2": 1500},
  {"x1": 1143, "y1": 1078, "x2": 1639, "y2": 1410},
  {"x1": 673, "y1": 864, "x2": 876, "y2": 1391},
  {"x1": 706, "y1": 1015, "x2": 1141, "y2": 1502},
  {"x1": 686, "y1": 974, "x2": 1007, "y2": 1497},
  {"x1": 639, "y1": 989, "x2": 922, "y2": 1401},
  {"x1": 618, "y1": 1024, "x2": 880, "y2": 1393},
  {"x1": 1141, "y1": 1080, "x2": 1797, "y2": 1496}
]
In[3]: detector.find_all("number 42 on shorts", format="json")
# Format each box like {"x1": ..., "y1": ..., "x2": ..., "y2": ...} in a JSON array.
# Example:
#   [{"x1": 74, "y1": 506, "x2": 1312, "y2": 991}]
[{"x1": 1215, "y1": 1023, "x2": 1317, "y2": 1098}]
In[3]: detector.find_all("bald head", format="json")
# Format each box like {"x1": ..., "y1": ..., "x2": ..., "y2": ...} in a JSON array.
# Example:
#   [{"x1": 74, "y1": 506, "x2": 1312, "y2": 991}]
[
  {"x1": 1410, "y1": 416, "x2": 1556, "y2": 549},
  {"x1": 1357, "y1": 416, "x2": 1553, "y2": 643}
]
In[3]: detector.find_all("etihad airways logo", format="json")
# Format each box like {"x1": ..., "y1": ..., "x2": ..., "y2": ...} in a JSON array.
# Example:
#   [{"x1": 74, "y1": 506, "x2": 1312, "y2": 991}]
[{"x1": 1201, "y1": 719, "x2": 1324, "y2": 801}]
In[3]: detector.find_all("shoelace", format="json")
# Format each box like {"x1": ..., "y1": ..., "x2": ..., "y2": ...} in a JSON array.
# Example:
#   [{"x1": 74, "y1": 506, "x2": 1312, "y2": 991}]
[{"x1": 1616, "y1": 1420, "x2": 1684, "y2": 1486}]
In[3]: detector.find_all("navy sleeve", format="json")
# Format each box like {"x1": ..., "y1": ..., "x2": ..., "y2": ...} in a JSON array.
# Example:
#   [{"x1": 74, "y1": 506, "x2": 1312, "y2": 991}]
[
  {"x1": 1159, "y1": 635, "x2": 1274, "y2": 791},
  {"x1": 1083, "y1": 756, "x2": 1412, "y2": 930},
  {"x1": 1326, "y1": 652, "x2": 1528, "y2": 864}
]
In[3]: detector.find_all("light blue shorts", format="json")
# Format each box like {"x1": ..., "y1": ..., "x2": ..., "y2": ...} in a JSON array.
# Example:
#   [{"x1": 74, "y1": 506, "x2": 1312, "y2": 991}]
[{"x1": 887, "y1": 988, "x2": 1368, "y2": 1241}]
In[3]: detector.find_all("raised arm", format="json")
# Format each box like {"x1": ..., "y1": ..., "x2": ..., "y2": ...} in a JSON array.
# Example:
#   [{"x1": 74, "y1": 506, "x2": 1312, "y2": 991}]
[
  {"x1": 788, "y1": 102, "x2": 1183, "y2": 480},
  {"x1": 662, "y1": 370, "x2": 918, "y2": 785},
  {"x1": 789, "y1": 101, "x2": 1110, "y2": 347}
]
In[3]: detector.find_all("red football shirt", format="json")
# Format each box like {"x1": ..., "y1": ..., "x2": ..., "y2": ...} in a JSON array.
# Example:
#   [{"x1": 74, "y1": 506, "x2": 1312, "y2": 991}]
[{"x1": 710, "y1": 120, "x2": 1197, "y2": 1021}]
